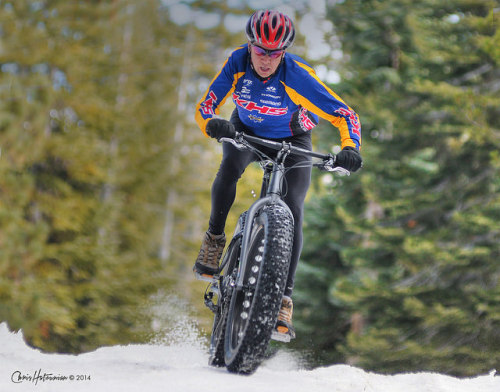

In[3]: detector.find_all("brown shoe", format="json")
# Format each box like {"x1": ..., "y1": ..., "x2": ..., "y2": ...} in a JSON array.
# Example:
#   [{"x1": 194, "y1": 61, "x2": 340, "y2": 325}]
[
  {"x1": 193, "y1": 231, "x2": 226, "y2": 281},
  {"x1": 275, "y1": 296, "x2": 296, "y2": 340}
]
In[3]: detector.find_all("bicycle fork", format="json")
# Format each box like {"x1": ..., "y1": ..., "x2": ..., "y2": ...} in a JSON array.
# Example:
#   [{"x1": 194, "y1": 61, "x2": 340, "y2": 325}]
[{"x1": 237, "y1": 148, "x2": 293, "y2": 291}]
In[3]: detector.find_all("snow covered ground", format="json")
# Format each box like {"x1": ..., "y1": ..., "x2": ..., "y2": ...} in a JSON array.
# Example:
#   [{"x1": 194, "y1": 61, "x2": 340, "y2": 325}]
[{"x1": 0, "y1": 321, "x2": 498, "y2": 392}]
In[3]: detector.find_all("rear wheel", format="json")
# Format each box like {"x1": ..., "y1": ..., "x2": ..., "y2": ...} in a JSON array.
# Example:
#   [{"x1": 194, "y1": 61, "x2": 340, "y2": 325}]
[
  {"x1": 208, "y1": 213, "x2": 246, "y2": 367},
  {"x1": 208, "y1": 241, "x2": 239, "y2": 367},
  {"x1": 224, "y1": 205, "x2": 294, "y2": 374}
]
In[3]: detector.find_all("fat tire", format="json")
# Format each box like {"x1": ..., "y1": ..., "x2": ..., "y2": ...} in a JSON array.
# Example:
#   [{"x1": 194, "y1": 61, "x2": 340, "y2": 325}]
[
  {"x1": 224, "y1": 205, "x2": 294, "y2": 374},
  {"x1": 208, "y1": 213, "x2": 247, "y2": 367},
  {"x1": 208, "y1": 239, "x2": 240, "y2": 367}
]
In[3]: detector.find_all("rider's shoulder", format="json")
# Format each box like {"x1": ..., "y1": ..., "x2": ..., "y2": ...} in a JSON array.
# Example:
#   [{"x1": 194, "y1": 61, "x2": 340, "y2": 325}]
[
  {"x1": 283, "y1": 53, "x2": 314, "y2": 73},
  {"x1": 225, "y1": 43, "x2": 250, "y2": 69},
  {"x1": 228, "y1": 43, "x2": 249, "y2": 60}
]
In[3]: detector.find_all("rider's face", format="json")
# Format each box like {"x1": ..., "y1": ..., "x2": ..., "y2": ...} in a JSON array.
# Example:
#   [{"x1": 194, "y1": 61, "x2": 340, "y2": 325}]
[{"x1": 249, "y1": 44, "x2": 284, "y2": 78}]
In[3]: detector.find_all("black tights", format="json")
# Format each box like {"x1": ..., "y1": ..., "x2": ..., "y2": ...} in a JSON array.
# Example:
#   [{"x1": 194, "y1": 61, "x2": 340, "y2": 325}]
[{"x1": 208, "y1": 127, "x2": 312, "y2": 297}]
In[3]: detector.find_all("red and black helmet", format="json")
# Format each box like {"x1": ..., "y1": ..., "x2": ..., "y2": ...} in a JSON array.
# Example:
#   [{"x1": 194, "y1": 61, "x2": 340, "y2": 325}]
[{"x1": 246, "y1": 10, "x2": 296, "y2": 50}]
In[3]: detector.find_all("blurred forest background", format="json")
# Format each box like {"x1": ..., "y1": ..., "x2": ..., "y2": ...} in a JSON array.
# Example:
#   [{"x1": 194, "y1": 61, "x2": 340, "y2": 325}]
[{"x1": 0, "y1": 0, "x2": 498, "y2": 378}]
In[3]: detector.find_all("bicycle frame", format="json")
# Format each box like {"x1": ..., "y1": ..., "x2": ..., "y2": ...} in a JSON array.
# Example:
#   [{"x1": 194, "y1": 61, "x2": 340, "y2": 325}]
[{"x1": 220, "y1": 132, "x2": 348, "y2": 291}]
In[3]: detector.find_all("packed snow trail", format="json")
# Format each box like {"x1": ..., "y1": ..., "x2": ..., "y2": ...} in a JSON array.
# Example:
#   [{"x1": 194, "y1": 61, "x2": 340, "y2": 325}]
[{"x1": 0, "y1": 323, "x2": 498, "y2": 392}]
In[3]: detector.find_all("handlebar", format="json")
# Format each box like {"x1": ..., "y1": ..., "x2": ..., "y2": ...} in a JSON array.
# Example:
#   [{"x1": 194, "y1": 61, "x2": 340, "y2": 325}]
[{"x1": 220, "y1": 132, "x2": 350, "y2": 176}]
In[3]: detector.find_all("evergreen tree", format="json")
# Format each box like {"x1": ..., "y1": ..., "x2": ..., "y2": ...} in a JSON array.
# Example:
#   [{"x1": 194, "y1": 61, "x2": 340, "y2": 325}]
[
  {"x1": 0, "y1": 0, "x2": 166, "y2": 352},
  {"x1": 0, "y1": 0, "x2": 268, "y2": 352},
  {"x1": 295, "y1": 0, "x2": 500, "y2": 376}
]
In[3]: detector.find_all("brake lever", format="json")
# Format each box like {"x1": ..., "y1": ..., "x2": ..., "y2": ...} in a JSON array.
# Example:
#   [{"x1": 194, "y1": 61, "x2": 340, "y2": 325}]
[
  {"x1": 321, "y1": 154, "x2": 350, "y2": 176},
  {"x1": 328, "y1": 167, "x2": 350, "y2": 176},
  {"x1": 219, "y1": 133, "x2": 248, "y2": 151}
]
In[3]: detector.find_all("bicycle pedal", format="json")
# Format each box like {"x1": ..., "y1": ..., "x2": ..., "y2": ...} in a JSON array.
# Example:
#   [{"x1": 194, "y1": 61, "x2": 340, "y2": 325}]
[
  {"x1": 271, "y1": 330, "x2": 292, "y2": 343},
  {"x1": 271, "y1": 331, "x2": 292, "y2": 343},
  {"x1": 194, "y1": 270, "x2": 218, "y2": 283}
]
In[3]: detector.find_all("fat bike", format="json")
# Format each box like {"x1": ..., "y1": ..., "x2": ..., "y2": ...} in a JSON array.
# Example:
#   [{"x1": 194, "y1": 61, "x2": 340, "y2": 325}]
[{"x1": 200, "y1": 132, "x2": 349, "y2": 374}]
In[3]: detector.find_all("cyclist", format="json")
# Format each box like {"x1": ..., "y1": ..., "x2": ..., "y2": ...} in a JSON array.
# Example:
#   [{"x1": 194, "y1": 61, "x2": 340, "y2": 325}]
[{"x1": 193, "y1": 9, "x2": 362, "y2": 339}]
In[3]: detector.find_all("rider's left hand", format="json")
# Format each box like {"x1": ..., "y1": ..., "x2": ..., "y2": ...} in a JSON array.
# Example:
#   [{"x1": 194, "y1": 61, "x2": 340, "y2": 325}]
[
  {"x1": 336, "y1": 146, "x2": 363, "y2": 172},
  {"x1": 206, "y1": 118, "x2": 236, "y2": 141}
]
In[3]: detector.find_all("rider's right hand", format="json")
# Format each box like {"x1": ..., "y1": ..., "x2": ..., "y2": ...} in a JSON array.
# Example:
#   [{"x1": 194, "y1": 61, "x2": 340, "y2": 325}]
[{"x1": 206, "y1": 118, "x2": 236, "y2": 141}]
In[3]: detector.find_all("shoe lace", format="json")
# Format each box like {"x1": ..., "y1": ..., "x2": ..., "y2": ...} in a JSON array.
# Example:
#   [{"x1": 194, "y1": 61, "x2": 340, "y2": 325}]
[
  {"x1": 278, "y1": 300, "x2": 293, "y2": 324},
  {"x1": 201, "y1": 235, "x2": 224, "y2": 265}
]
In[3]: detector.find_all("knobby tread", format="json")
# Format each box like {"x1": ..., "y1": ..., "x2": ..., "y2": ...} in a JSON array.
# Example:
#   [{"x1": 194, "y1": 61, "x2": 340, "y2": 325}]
[
  {"x1": 208, "y1": 240, "x2": 239, "y2": 367},
  {"x1": 208, "y1": 212, "x2": 247, "y2": 367},
  {"x1": 225, "y1": 204, "x2": 294, "y2": 374}
]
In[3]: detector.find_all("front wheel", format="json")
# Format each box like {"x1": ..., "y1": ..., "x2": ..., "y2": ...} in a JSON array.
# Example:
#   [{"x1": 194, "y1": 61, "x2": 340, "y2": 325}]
[{"x1": 224, "y1": 204, "x2": 294, "y2": 374}]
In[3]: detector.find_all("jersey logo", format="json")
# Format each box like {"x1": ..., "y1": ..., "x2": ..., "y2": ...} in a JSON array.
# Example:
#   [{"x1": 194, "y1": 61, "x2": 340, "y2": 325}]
[
  {"x1": 200, "y1": 91, "x2": 217, "y2": 115},
  {"x1": 248, "y1": 114, "x2": 264, "y2": 123},
  {"x1": 299, "y1": 107, "x2": 316, "y2": 131},
  {"x1": 233, "y1": 93, "x2": 287, "y2": 116},
  {"x1": 335, "y1": 107, "x2": 361, "y2": 137}
]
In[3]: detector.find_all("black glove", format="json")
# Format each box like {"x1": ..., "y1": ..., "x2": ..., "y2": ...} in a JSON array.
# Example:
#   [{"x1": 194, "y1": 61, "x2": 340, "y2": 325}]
[
  {"x1": 336, "y1": 146, "x2": 363, "y2": 172},
  {"x1": 206, "y1": 118, "x2": 236, "y2": 141}
]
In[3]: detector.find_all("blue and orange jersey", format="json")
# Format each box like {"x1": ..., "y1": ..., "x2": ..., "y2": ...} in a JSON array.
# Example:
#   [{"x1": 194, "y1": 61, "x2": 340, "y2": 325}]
[{"x1": 195, "y1": 43, "x2": 361, "y2": 150}]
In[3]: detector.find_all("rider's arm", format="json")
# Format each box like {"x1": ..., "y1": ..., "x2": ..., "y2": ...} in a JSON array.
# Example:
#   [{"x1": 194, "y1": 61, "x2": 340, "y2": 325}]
[
  {"x1": 281, "y1": 57, "x2": 361, "y2": 150},
  {"x1": 195, "y1": 45, "x2": 247, "y2": 137}
]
